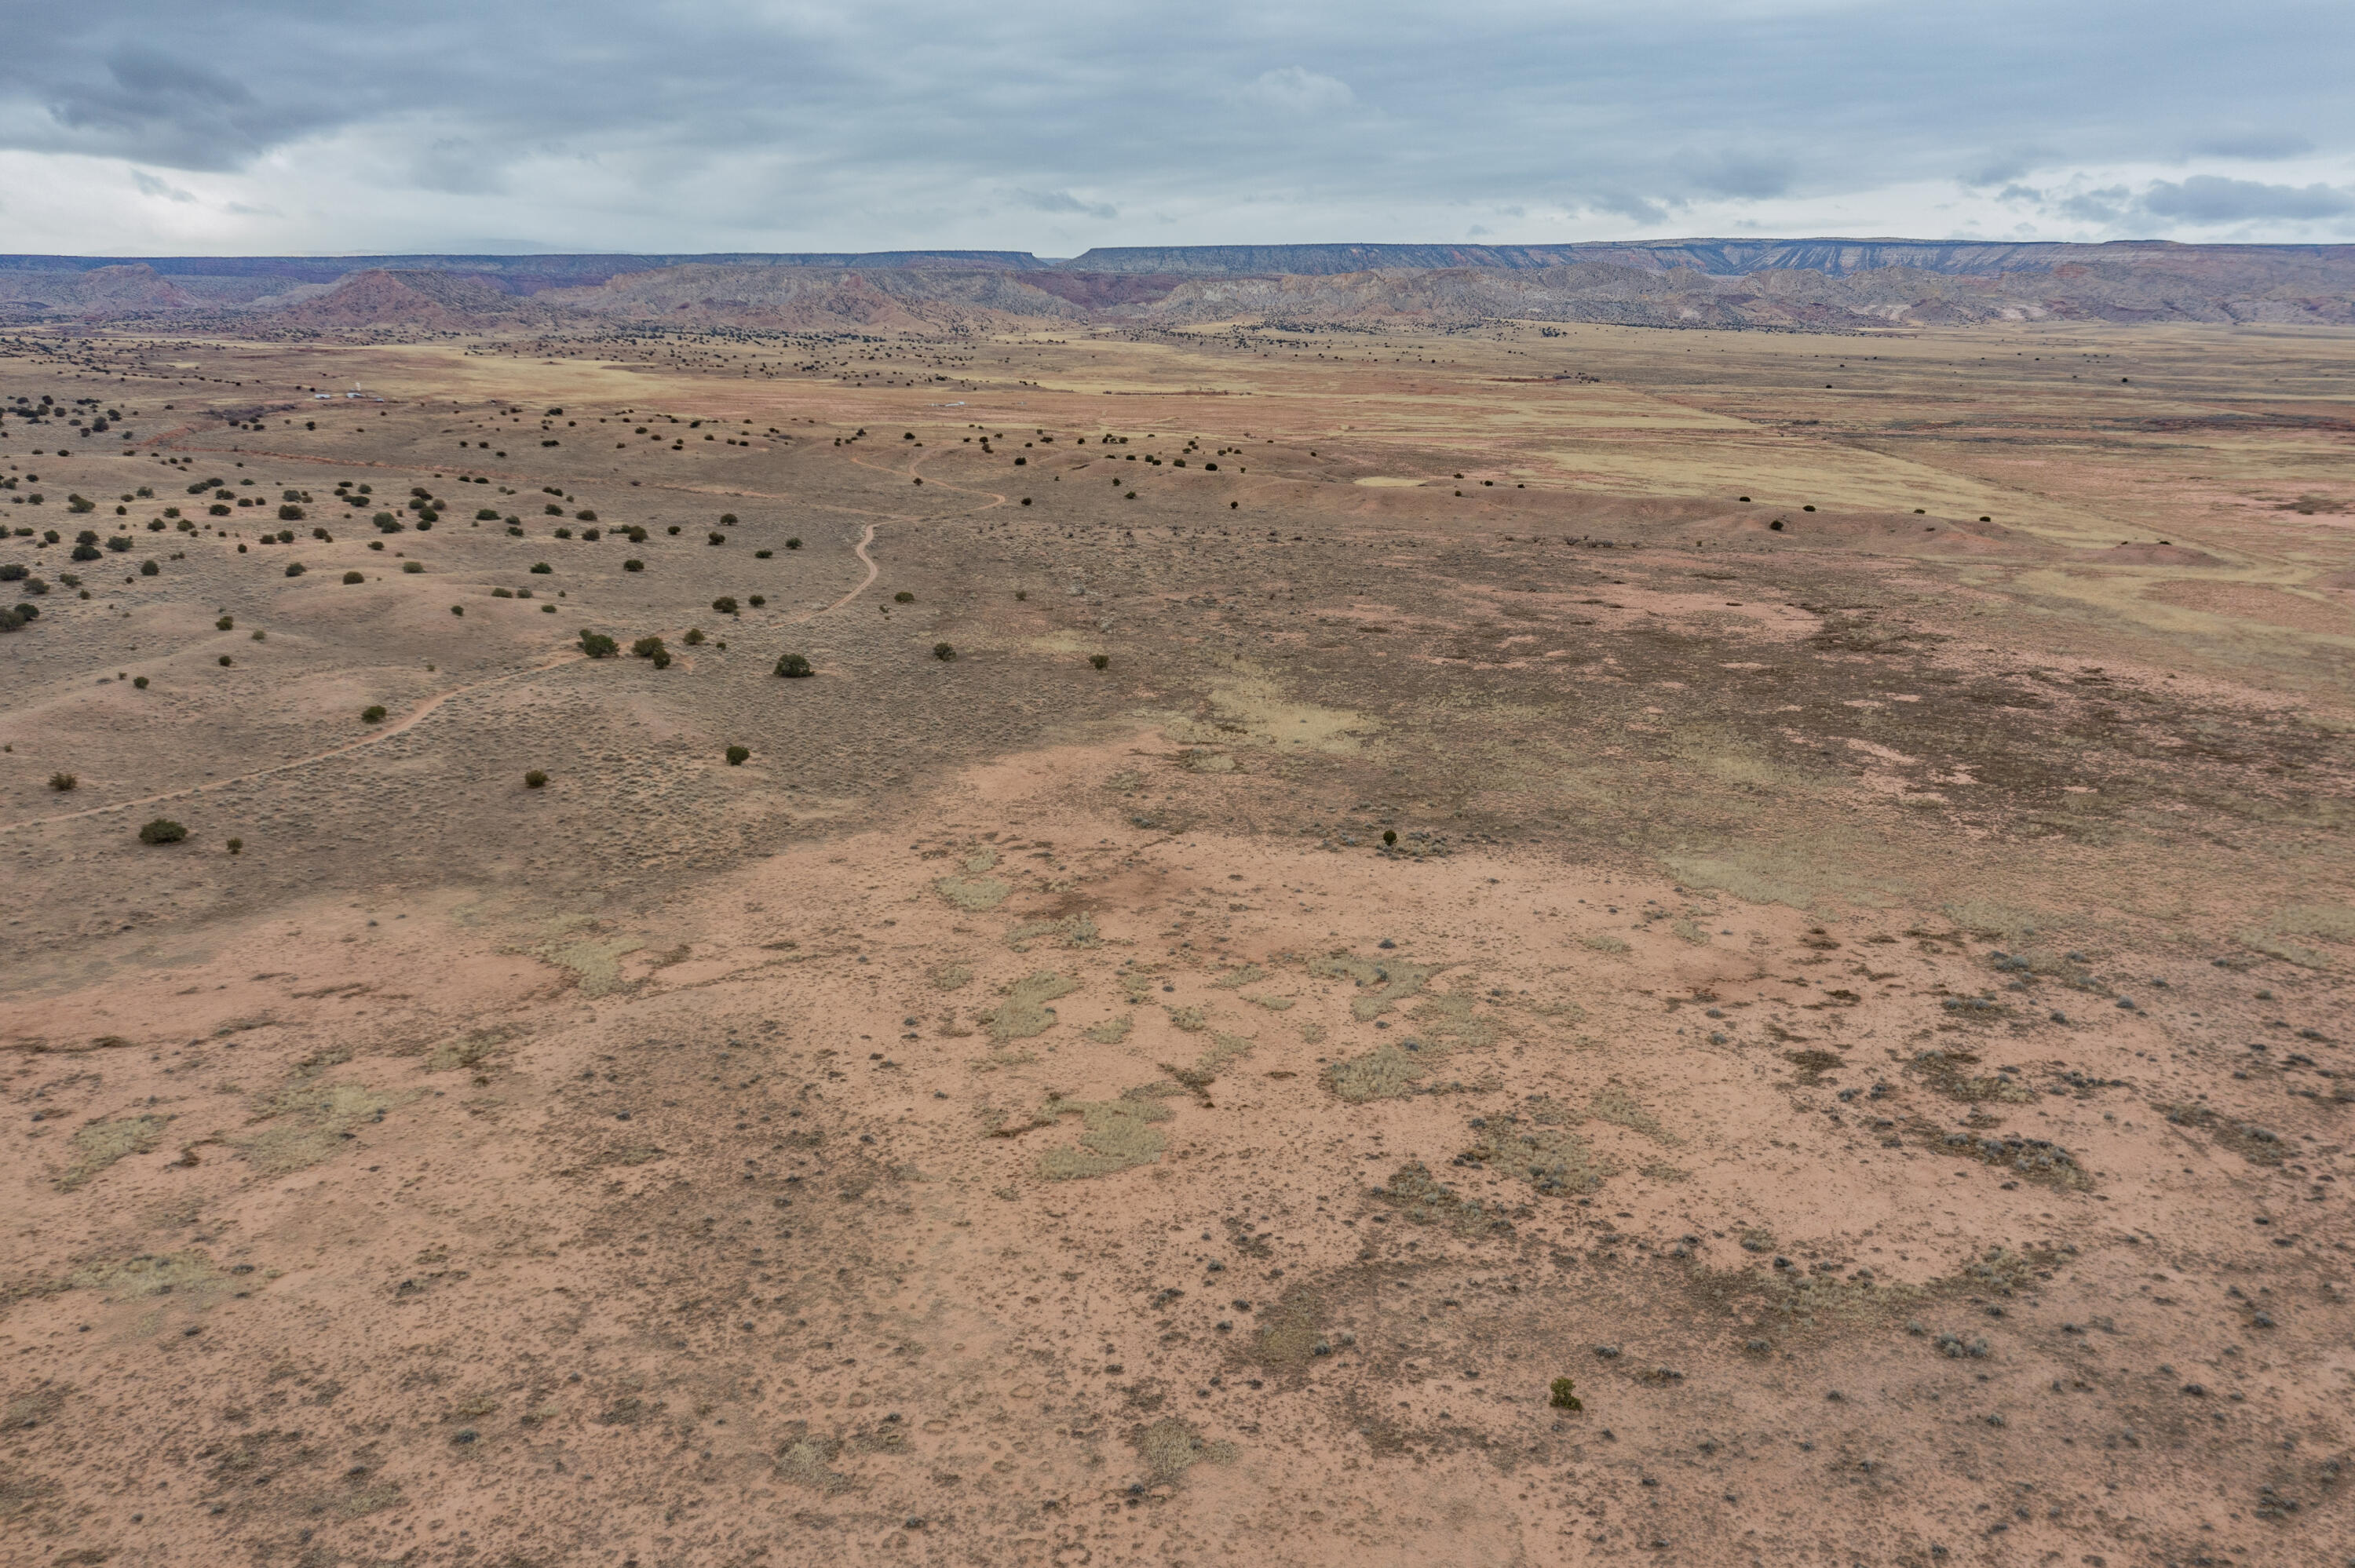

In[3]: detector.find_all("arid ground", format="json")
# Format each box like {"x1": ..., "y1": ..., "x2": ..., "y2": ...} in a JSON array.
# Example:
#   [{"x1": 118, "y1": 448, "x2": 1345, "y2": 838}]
[{"x1": 3, "y1": 316, "x2": 2353, "y2": 1567}]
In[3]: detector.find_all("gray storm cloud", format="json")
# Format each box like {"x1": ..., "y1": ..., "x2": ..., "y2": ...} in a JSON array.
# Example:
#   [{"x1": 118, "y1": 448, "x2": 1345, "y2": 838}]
[{"x1": 0, "y1": 1, "x2": 2348, "y2": 250}]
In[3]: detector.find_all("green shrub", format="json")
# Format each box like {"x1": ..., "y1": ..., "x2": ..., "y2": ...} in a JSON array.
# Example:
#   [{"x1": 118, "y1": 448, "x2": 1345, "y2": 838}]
[
  {"x1": 106, "y1": 535, "x2": 133, "y2": 552},
  {"x1": 1382, "y1": 830, "x2": 1397, "y2": 846},
  {"x1": 286, "y1": 563, "x2": 306, "y2": 578},
  {"x1": 784, "y1": 537, "x2": 801, "y2": 550},
  {"x1": 623, "y1": 559, "x2": 644, "y2": 572},
  {"x1": 374, "y1": 512, "x2": 399, "y2": 530},
  {"x1": 140, "y1": 560, "x2": 159, "y2": 577},
  {"x1": 402, "y1": 560, "x2": 424, "y2": 574},
  {"x1": 250, "y1": 629, "x2": 266, "y2": 641},
  {"x1": 278, "y1": 504, "x2": 304, "y2": 520},
  {"x1": 666, "y1": 525, "x2": 681, "y2": 536},
  {"x1": 133, "y1": 675, "x2": 148, "y2": 688},
  {"x1": 933, "y1": 642, "x2": 955, "y2": 662},
  {"x1": 579, "y1": 630, "x2": 619, "y2": 658},
  {"x1": 707, "y1": 531, "x2": 726, "y2": 545},
  {"x1": 530, "y1": 562, "x2": 552, "y2": 574},
  {"x1": 216, "y1": 615, "x2": 233, "y2": 630},
  {"x1": 218, "y1": 654, "x2": 234, "y2": 665},
  {"x1": 630, "y1": 635, "x2": 666, "y2": 659},
  {"x1": 541, "y1": 603, "x2": 556, "y2": 613},
  {"x1": 1549, "y1": 1377, "x2": 1583, "y2": 1411},
  {"x1": 554, "y1": 527, "x2": 572, "y2": 538},
  {"x1": 226, "y1": 837, "x2": 243, "y2": 854},
  {"x1": 575, "y1": 509, "x2": 597, "y2": 522},
  {"x1": 774, "y1": 653, "x2": 812, "y2": 678},
  {"x1": 893, "y1": 590, "x2": 914, "y2": 603},
  {"x1": 754, "y1": 549, "x2": 772, "y2": 558},
  {"x1": 0, "y1": 564, "x2": 23, "y2": 582},
  {"x1": 361, "y1": 705, "x2": 386, "y2": 724},
  {"x1": 1090, "y1": 654, "x2": 1109, "y2": 669},
  {"x1": 68, "y1": 494, "x2": 96, "y2": 513},
  {"x1": 683, "y1": 628, "x2": 705, "y2": 645},
  {"x1": 712, "y1": 596, "x2": 738, "y2": 614},
  {"x1": 451, "y1": 605, "x2": 464, "y2": 616},
  {"x1": 725, "y1": 745, "x2": 750, "y2": 766},
  {"x1": 139, "y1": 818, "x2": 188, "y2": 845},
  {"x1": 545, "y1": 502, "x2": 563, "y2": 515},
  {"x1": 476, "y1": 508, "x2": 499, "y2": 521},
  {"x1": 48, "y1": 771, "x2": 75, "y2": 792},
  {"x1": 748, "y1": 595, "x2": 765, "y2": 607},
  {"x1": 524, "y1": 770, "x2": 548, "y2": 789},
  {"x1": 342, "y1": 570, "x2": 365, "y2": 584},
  {"x1": 491, "y1": 587, "x2": 513, "y2": 598},
  {"x1": 579, "y1": 528, "x2": 598, "y2": 542},
  {"x1": 71, "y1": 543, "x2": 100, "y2": 562}
]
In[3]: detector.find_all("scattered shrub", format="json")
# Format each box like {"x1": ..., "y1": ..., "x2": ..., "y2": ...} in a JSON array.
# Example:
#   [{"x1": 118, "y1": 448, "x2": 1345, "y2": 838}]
[
  {"x1": 933, "y1": 642, "x2": 956, "y2": 662},
  {"x1": 711, "y1": 596, "x2": 738, "y2": 614},
  {"x1": 683, "y1": 628, "x2": 705, "y2": 645},
  {"x1": 68, "y1": 494, "x2": 96, "y2": 513},
  {"x1": 774, "y1": 653, "x2": 813, "y2": 678},
  {"x1": 141, "y1": 560, "x2": 159, "y2": 576},
  {"x1": 361, "y1": 705, "x2": 386, "y2": 724},
  {"x1": 0, "y1": 564, "x2": 24, "y2": 582},
  {"x1": 278, "y1": 505, "x2": 304, "y2": 521},
  {"x1": 71, "y1": 543, "x2": 101, "y2": 562},
  {"x1": 545, "y1": 502, "x2": 564, "y2": 515},
  {"x1": 48, "y1": 771, "x2": 75, "y2": 792},
  {"x1": 719, "y1": 512, "x2": 738, "y2": 525},
  {"x1": 476, "y1": 508, "x2": 500, "y2": 520},
  {"x1": 285, "y1": 563, "x2": 305, "y2": 578},
  {"x1": 402, "y1": 560, "x2": 423, "y2": 574},
  {"x1": 707, "y1": 531, "x2": 726, "y2": 545},
  {"x1": 139, "y1": 818, "x2": 188, "y2": 845},
  {"x1": 893, "y1": 590, "x2": 914, "y2": 603},
  {"x1": 747, "y1": 594, "x2": 765, "y2": 607},
  {"x1": 226, "y1": 837, "x2": 243, "y2": 854},
  {"x1": 580, "y1": 527, "x2": 598, "y2": 541},
  {"x1": 553, "y1": 527, "x2": 573, "y2": 538},
  {"x1": 217, "y1": 615, "x2": 234, "y2": 630},
  {"x1": 579, "y1": 630, "x2": 619, "y2": 658},
  {"x1": 133, "y1": 675, "x2": 148, "y2": 688},
  {"x1": 250, "y1": 629, "x2": 266, "y2": 642},
  {"x1": 530, "y1": 562, "x2": 552, "y2": 574},
  {"x1": 218, "y1": 654, "x2": 233, "y2": 665},
  {"x1": 623, "y1": 558, "x2": 644, "y2": 571},
  {"x1": 451, "y1": 605, "x2": 464, "y2": 616},
  {"x1": 784, "y1": 537, "x2": 801, "y2": 550},
  {"x1": 106, "y1": 535, "x2": 133, "y2": 552},
  {"x1": 630, "y1": 634, "x2": 666, "y2": 658},
  {"x1": 524, "y1": 770, "x2": 548, "y2": 789},
  {"x1": 340, "y1": 569, "x2": 363, "y2": 584},
  {"x1": 1549, "y1": 1377, "x2": 1583, "y2": 1411},
  {"x1": 1090, "y1": 654, "x2": 1109, "y2": 669},
  {"x1": 491, "y1": 587, "x2": 513, "y2": 598},
  {"x1": 666, "y1": 525, "x2": 681, "y2": 536},
  {"x1": 725, "y1": 745, "x2": 750, "y2": 766},
  {"x1": 575, "y1": 509, "x2": 597, "y2": 522}
]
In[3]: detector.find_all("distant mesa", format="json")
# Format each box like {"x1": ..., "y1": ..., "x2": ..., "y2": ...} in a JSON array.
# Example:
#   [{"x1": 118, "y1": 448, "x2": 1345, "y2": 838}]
[{"x1": 3, "y1": 238, "x2": 2351, "y2": 333}]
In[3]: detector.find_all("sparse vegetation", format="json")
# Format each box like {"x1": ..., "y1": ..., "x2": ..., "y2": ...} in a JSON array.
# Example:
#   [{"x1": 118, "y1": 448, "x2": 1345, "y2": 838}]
[
  {"x1": 48, "y1": 771, "x2": 75, "y2": 792},
  {"x1": 725, "y1": 745, "x2": 750, "y2": 765},
  {"x1": 579, "y1": 630, "x2": 619, "y2": 658},
  {"x1": 711, "y1": 596, "x2": 738, "y2": 614},
  {"x1": 933, "y1": 642, "x2": 956, "y2": 661},
  {"x1": 361, "y1": 705, "x2": 386, "y2": 724},
  {"x1": 775, "y1": 652, "x2": 813, "y2": 678},
  {"x1": 342, "y1": 569, "x2": 365, "y2": 584},
  {"x1": 138, "y1": 818, "x2": 188, "y2": 845}
]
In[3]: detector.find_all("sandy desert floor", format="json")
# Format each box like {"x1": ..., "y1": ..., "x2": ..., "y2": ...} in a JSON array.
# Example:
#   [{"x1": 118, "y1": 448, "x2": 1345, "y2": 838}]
[{"x1": 2, "y1": 317, "x2": 2353, "y2": 1567}]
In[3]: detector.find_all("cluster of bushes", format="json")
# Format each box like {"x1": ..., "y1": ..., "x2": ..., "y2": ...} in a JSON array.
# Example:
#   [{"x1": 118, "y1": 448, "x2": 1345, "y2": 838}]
[
  {"x1": 0, "y1": 603, "x2": 38, "y2": 633},
  {"x1": 630, "y1": 635, "x2": 671, "y2": 669}
]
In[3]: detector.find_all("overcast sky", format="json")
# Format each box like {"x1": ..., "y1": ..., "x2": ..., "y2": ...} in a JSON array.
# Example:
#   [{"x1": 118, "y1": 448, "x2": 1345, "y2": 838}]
[{"x1": 3, "y1": 1, "x2": 2350, "y2": 257}]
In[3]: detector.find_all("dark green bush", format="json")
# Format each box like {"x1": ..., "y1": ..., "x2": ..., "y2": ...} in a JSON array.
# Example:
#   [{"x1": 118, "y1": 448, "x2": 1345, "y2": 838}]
[
  {"x1": 575, "y1": 509, "x2": 597, "y2": 522},
  {"x1": 226, "y1": 837, "x2": 243, "y2": 854},
  {"x1": 530, "y1": 562, "x2": 552, "y2": 574},
  {"x1": 719, "y1": 513, "x2": 737, "y2": 525},
  {"x1": 524, "y1": 770, "x2": 548, "y2": 789},
  {"x1": 754, "y1": 549, "x2": 772, "y2": 559},
  {"x1": 492, "y1": 587, "x2": 513, "y2": 598},
  {"x1": 217, "y1": 615, "x2": 233, "y2": 630},
  {"x1": 0, "y1": 563, "x2": 25, "y2": 582},
  {"x1": 579, "y1": 630, "x2": 619, "y2": 658},
  {"x1": 933, "y1": 642, "x2": 955, "y2": 662},
  {"x1": 285, "y1": 563, "x2": 305, "y2": 578},
  {"x1": 476, "y1": 508, "x2": 500, "y2": 521},
  {"x1": 774, "y1": 652, "x2": 812, "y2": 678},
  {"x1": 361, "y1": 705, "x2": 386, "y2": 724},
  {"x1": 707, "y1": 531, "x2": 726, "y2": 545},
  {"x1": 1090, "y1": 654, "x2": 1109, "y2": 669},
  {"x1": 342, "y1": 570, "x2": 364, "y2": 584},
  {"x1": 139, "y1": 818, "x2": 188, "y2": 845},
  {"x1": 623, "y1": 559, "x2": 644, "y2": 572},
  {"x1": 748, "y1": 595, "x2": 765, "y2": 607},
  {"x1": 630, "y1": 634, "x2": 666, "y2": 659},
  {"x1": 545, "y1": 502, "x2": 563, "y2": 515},
  {"x1": 141, "y1": 560, "x2": 159, "y2": 576},
  {"x1": 580, "y1": 527, "x2": 598, "y2": 541},
  {"x1": 48, "y1": 771, "x2": 75, "y2": 792},
  {"x1": 784, "y1": 537, "x2": 801, "y2": 549},
  {"x1": 105, "y1": 536, "x2": 132, "y2": 552},
  {"x1": 278, "y1": 505, "x2": 304, "y2": 520},
  {"x1": 133, "y1": 675, "x2": 148, "y2": 689},
  {"x1": 725, "y1": 745, "x2": 750, "y2": 766},
  {"x1": 1382, "y1": 830, "x2": 1398, "y2": 846},
  {"x1": 374, "y1": 512, "x2": 398, "y2": 530},
  {"x1": 71, "y1": 543, "x2": 100, "y2": 562},
  {"x1": 893, "y1": 590, "x2": 914, "y2": 603},
  {"x1": 683, "y1": 628, "x2": 705, "y2": 645},
  {"x1": 712, "y1": 596, "x2": 738, "y2": 614},
  {"x1": 402, "y1": 560, "x2": 424, "y2": 574}
]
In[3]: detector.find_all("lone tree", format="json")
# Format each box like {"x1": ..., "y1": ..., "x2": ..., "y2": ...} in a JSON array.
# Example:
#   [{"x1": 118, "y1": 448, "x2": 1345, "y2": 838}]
[
  {"x1": 139, "y1": 818, "x2": 188, "y2": 845},
  {"x1": 774, "y1": 653, "x2": 813, "y2": 679},
  {"x1": 579, "y1": 629, "x2": 619, "y2": 658},
  {"x1": 725, "y1": 745, "x2": 750, "y2": 766}
]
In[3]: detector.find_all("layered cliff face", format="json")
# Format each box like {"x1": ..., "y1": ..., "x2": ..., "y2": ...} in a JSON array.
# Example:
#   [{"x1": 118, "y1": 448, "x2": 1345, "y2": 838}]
[{"x1": 8, "y1": 240, "x2": 2355, "y2": 333}]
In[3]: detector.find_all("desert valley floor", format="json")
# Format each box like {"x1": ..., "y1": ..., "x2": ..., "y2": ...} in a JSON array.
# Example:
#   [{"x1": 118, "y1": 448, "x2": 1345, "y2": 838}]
[{"x1": 2, "y1": 316, "x2": 2353, "y2": 1567}]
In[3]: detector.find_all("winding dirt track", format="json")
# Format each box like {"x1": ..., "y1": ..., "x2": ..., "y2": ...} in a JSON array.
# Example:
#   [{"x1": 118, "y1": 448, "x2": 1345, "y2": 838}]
[{"x1": 5, "y1": 446, "x2": 1000, "y2": 836}]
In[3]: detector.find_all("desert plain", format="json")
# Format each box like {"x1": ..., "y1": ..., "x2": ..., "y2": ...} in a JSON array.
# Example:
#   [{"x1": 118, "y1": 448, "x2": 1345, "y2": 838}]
[{"x1": 2, "y1": 311, "x2": 2353, "y2": 1568}]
